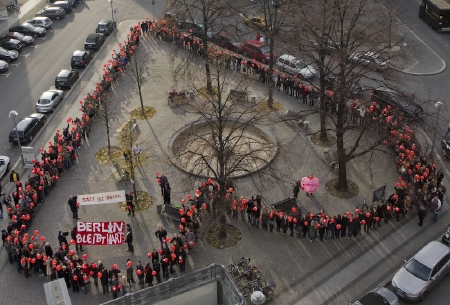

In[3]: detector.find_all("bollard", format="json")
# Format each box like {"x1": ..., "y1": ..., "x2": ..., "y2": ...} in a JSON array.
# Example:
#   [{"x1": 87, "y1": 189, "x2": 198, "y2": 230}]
[
  {"x1": 251, "y1": 96, "x2": 256, "y2": 103},
  {"x1": 303, "y1": 120, "x2": 309, "y2": 130},
  {"x1": 190, "y1": 91, "x2": 194, "y2": 99}
]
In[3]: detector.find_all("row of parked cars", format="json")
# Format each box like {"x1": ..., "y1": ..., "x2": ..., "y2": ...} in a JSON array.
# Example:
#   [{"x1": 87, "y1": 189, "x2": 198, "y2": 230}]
[
  {"x1": 4, "y1": 0, "x2": 112, "y2": 144},
  {"x1": 0, "y1": 0, "x2": 83, "y2": 72}
]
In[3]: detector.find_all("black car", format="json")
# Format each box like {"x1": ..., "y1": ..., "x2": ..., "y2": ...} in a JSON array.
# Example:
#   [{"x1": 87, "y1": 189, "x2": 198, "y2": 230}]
[
  {"x1": 0, "y1": 47, "x2": 19, "y2": 62},
  {"x1": 213, "y1": 31, "x2": 243, "y2": 52},
  {"x1": 371, "y1": 87, "x2": 424, "y2": 119},
  {"x1": 0, "y1": 39, "x2": 23, "y2": 52},
  {"x1": 50, "y1": 1, "x2": 73, "y2": 14},
  {"x1": 1, "y1": 32, "x2": 34, "y2": 46},
  {"x1": 71, "y1": 50, "x2": 93, "y2": 68},
  {"x1": 36, "y1": 7, "x2": 65, "y2": 20},
  {"x1": 55, "y1": 69, "x2": 79, "y2": 89},
  {"x1": 49, "y1": 0, "x2": 79, "y2": 7},
  {"x1": 9, "y1": 23, "x2": 46, "y2": 38},
  {"x1": 8, "y1": 113, "x2": 47, "y2": 143},
  {"x1": 96, "y1": 20, "x2": 114, "y2": 35},
  {"x1": 84, "y1": 33, "x2": 105, "y2": 51}
]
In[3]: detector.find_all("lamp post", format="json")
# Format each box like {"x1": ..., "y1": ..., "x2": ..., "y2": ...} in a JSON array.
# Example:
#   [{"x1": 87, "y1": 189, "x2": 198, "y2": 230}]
[
  {"x1": 430, "y1": 101, "x2": 444, "y2": 162},
  {"x1": 9, "y1": 110, "x2": 25, "y2": 166},
  {"x1": 152, "y1": 0, "x2": 155, "y2": 17},
  {"x1": 108, "y1": 0, "x2": 115, "y2": 29}
]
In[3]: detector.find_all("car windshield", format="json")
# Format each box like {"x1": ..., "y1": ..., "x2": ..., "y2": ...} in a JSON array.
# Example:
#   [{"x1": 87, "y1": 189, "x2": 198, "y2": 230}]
[
  {"x1": 98, "y1": 24, "x2": 107, "y2": 29},
  {"x1": 0, "y1": 48, "x2": 7, "y2": 55},
  {"x1": 72, "y1": 56, "x2": 82, "y2": 61},
  {"x1": 388, "y1": 93, "x2": 409, "y2": 107},
  {"x1": 404, "y1": 258, "x2": 431, "y2": 281},
  {"x1": 260, "y1": 46, "x2": 270, "y2": 54},
  {"x1": 295, "y1": 60, "x2": 307, "y2": 69},
  {"x1": 229, "y1": 36, "x2": 239, "y2": 43},
  {"x1": 86, "y1": 38, "x2": 96, "y2": 43},
  {"x1": 23, "y1": 24, "x2": 34, "y2": 30},
  {"x1": 56, "y1": 77, "x2": 68, "y2": 81},
  {"x1": 13, "y1": 33, "x2": 24, "y2": 39},
  {"x1": 38, "y1": 99, "x2": 51, "y2": 105}
]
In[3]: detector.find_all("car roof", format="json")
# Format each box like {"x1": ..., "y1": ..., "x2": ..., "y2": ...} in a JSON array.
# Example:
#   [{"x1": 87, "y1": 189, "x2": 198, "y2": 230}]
[
  {"x1": 246, "y1": 40, "x2": 265, "y2": 46},
  {"x1": 99, "y1": 20, "x2": 111, "y2": 24},
  {"x1": 73, "y1": 50, "x2": 85, "y2": 56},
  {"x1": 87, "y1": 33, "x2": 101, "y2": 39},
  {"x1": 2, "y1": 39, "x2": 20, "y2": 44},
  {"x1": 413, "y1": 241, "x2": 450, "y2": 268},
  {"x1": 40, "y1": 91, "x2": 56, "y2": 99},
  {"x1": 58, "y1": 69, "x2": 71, "y2": 77},
  {"x1": 16, "y1": 118, "x2": 34, "y2": 130},
  {"x1": 31, "y1": 17, "x2": 49, "y2": 20},
  {"x1": 375, "y1": 87, "x2": 396, "y2": 94},
  {"x1": 53, "y1": 1, "x2": 69, "y2": 3},
  {"x1": 28, "y1": 113, "x2": 44, "y2": 119}
]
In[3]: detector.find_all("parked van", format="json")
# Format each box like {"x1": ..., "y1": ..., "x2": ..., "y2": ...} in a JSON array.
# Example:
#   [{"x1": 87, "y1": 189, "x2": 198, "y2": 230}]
[
  {"x1": 242, "y1": 40, "x2": 275, "y2": 63},
  {"x1": 419, "y1": 0, "x2": 450, "y2": 31}
]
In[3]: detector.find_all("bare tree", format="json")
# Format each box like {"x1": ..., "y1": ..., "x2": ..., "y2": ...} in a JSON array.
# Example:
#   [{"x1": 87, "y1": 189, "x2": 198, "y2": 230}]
[
  {"x1": 96, "y1": 93, "x2": 120, "y2": 155},
  {"x1": 118, "y1": 120, "x2": 149, "y2": 205},
  {"x1": 246, "y1": 0, "x2": 290, "y2": 108},
  {"x1": 167, "y1": 0, "x2": 235, "y2": 92},
  {"x1": 288, "y1": 0, "x2": 408, "y2": 191},
  {"x1": 172, "y1": 55, "x2": 274, "y2": 236},
  {"x1": 122, "y1": 47, "x2": 149, "y2": 116}
]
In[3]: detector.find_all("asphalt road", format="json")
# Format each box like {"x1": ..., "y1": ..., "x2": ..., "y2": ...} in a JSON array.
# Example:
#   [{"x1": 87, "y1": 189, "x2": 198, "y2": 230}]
[{"x1": 0, "y1": 0, "x2": 149, "y2": 179}]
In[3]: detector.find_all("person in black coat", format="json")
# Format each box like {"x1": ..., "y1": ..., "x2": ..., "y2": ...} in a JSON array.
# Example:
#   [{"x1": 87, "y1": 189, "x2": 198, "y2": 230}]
[
  {"x1": 125, "y1": 225, "x2": 134, "y2": 254},
  {"x1": 160, "y1": 255, "x2": 170, "y2": 280},
  {"x1": 67, "y1": 195, "x2": 78, "y2": 220},
  {"x1": 152, "y1": 259, "x2": 161, "y2": 284},
  {"x1": 155, "y1": 225, "x2": 167, "y2": 247},
  {"x1": 418, "y1": 204, "x2": 427, "y2": 226},
  {"x1": 100, "y1": 267, "x2": 109, "y2": 294},
  {"x1": 70, "y1": 227, "x2": 82, "y2": 252},
  {"x1": 58, "y1": 231, "x2": 69, "y2": 247}
]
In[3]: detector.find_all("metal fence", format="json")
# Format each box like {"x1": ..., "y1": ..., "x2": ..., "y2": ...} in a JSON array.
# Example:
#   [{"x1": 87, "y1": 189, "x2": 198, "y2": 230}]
[{"x1": 101, "y1": 264, "x2": 245, "y2": 305}]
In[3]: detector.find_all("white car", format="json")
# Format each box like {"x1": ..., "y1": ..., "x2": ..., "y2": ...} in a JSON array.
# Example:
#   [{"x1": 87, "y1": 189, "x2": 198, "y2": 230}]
[
  {"x1": 276, "y1": 54, "x2": 316, "y2": 79},
  {"x1": 0, "y1": 156, "x2": 10, "y2": 178},
  {"x1": 35, "y1": 89, "x2": 64, "y2": 113},
  {"x1": 26, "y1": 17, "x2": 53, "y2": 29},
  {"x1": 349, "y1": 51, "x2": 390, "y2": 70}
]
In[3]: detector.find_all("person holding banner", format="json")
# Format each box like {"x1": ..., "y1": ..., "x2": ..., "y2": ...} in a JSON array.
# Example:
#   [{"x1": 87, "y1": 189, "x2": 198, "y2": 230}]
[{"x1": 68, "y1": 195, "x2": 79, "y2": 220}]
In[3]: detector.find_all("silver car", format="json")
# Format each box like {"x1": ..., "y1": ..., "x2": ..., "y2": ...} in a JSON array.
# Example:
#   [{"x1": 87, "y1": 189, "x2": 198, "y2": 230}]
[
  {"x1": 26, "y1": 17, "x2": 53, "y2": 29},
  {"x1": 392, "y1": 241, "x2": 450, "y2": 301},
  {"x1": 349, "y1": 51, "x2": 390, "y2": 70},
  {"x1": 35, "y1": 89, "x2": 64, "y2": 113},
  {"x1": 0, "y1": 60, "x2": 8, "y2": 73},
  {"x1": 352, "y1": 287, "x2": 399, "y2": 305}
]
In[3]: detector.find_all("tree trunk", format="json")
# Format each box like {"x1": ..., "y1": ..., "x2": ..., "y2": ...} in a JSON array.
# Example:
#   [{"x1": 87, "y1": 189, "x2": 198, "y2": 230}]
[
  {"x1": 138, "y1": 85, "x2": 145, "y2": 116},
  {"x1": 336, "y1": 92, "x2": 348, "y2": 191},
  {"x1": 267, "y1": 37, "x2": 275, "y2": 108},
  {"x1": 205, "y1": 60, "x2": 212, "y2": 93},
  {"x1": 106, "y1": 112, "x2": 111, "y2": 155},
  {"x1": 319, "y1": 91, "x2": 328, "y2": 141}
]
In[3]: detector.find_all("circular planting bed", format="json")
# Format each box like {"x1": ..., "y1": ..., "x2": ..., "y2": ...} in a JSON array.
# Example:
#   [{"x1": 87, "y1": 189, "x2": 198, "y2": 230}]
[
  {"x1": 206, "y1": 224, "x2": 242, "y2": 249},
  {"x1": 118, "y1": 191, "x2": 153, "y2": 213}
]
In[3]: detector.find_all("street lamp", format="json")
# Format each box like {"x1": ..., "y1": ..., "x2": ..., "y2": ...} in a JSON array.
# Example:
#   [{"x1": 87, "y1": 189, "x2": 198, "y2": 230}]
[
  {"x1": 108, "y1": 0, "x2": 115, "y2": 29},
  {"x1": 430, "y1": 101, "x2": 444, "y2": 162},
  {"x1": 9, "y1": 110, "x2": 25, "y2": 166}
]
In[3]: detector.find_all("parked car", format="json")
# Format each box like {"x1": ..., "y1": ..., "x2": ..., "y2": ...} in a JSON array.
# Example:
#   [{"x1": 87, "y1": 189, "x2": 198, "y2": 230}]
[
  {"x1": 244, "y1": 15, "x2": 267, "y2": 30},
  {"x1": 9, "y1": 113, "x2": 47, "y2": 143},
  {"x1": 213, "y1": 31, "x2": 244, "y2": 52},
  {"x1": 442, "y1": 224, "x2": 450, "y2": 244},
  {"x1": 35, "y1": 89, "x2": 64, "y2": 113},
  {"x1": 26, "y1": 17, "x2": 53, "y2": 29},
  {"x1": 349, "y1": 51, "x2": 390, "y2": 70},
  {"x1": 49, "y1": 0, "x2": 79, "y2": 7},
  {"x1": 276, "y1": 54, "x2": 316, "y2": 79},
  {"x1": 84, "y1": 33, "x2": 105, "y2": 51},
  {"x1": 96, "y1": 20, "x2": 114, "y2": 35},
  {"x1": 1, "y1": 32, "x2": 34, "y2": 46},
  {"x1": 325, "y1": 75, "x2": 364, "y2": 97},
  {"x1": 55, "y1": 69, "x2": 79, "y2": 89},
  {"x1": 392, "y1": 241, "x2": 450, "y2": 301},
  {"x1": 36, "y1": 7, "x2": 65, "y2": 20},
  {"x1": 0, "y1": 47, "x2": 18, "y2": 63},
  {"x1": 71, "y1": 50, "x2": 93, "y2": 68},
  {"x1": 0, "y1": 39, "x2": 23, "y2": 52},
  {"x1": 50, "y1": 1, "x2": 73, "y2": 14},
  {"x1": 242, "y1": 40, "x2": 275, "y2": 63},
  {"x1": 176, "y1": 21, "x2": 204, "y2": 37},
  {"x1": 0, "y1": 156, "x2": 10, "y2": 178},
  {"x1": 371, "y1": 87, "x2": 424, "y2": 118},
  {"x1": 9, "y1": 23, "x2": 46, "y2": 38},
  {"x1": 0, "y1": 60, "x2": 8, "y2": 73},
  {"x1": 351, "y1": 287, "x2": 399, "y2": 305}
]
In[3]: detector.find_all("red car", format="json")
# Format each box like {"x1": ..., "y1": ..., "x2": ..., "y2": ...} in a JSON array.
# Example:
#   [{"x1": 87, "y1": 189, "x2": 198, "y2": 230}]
[{"x1": 242, "y1": 40, "x2": 275, "y2": 63}]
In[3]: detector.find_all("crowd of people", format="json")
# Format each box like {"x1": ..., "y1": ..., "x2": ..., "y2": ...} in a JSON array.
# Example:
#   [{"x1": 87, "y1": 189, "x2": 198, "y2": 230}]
[{"x1": 1, "y1": 221, "x2": 196, "y2": 299}]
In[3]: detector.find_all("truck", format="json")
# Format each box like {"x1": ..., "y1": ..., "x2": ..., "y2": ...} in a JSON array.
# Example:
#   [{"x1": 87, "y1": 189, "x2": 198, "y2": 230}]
[{"x1": 419, "y1": 0, "x2": 450, "y2": 31}]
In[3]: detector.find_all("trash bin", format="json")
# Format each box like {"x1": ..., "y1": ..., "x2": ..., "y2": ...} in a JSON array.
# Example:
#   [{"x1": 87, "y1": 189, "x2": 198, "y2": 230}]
[
  {"x1": 189, "y1": 91, "x2": 194, "y2": 99},
  {"x1": 334, "y1": 164, "x2": 339, "y2": 175},
  {"x1": 251, "y1": 96, "x2": 256, "y2": 103},
  {"x1": 303, "y1": 120, "x2": 309, "y2": 130},
  {"x1": 156, "y1": 204, "x2": 162, "y2": 214}
]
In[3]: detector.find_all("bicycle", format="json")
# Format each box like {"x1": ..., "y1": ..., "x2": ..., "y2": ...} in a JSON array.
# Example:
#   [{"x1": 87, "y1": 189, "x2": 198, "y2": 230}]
[
  {"x1": 257, "y1": 281, "x2": 276, "y2": 300},
  {"x1": 240, "y1": 278, "x2": 267, "y2": 297},
  {"x1": 225, "y1": 256, "x2": 250, "y2": 275},
  {"x1": 233, "y1": 265, "x2": 262, "y2": 286}
]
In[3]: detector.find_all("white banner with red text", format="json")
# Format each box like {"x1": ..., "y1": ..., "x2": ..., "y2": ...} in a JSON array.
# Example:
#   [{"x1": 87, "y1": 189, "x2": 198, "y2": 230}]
[{"x1": 76, "y1": 221, "x2": 125, "y2": 245}]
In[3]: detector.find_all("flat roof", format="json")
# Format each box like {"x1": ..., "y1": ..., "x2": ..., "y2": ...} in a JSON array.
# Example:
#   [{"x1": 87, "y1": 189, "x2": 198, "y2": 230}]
[{"x1": 428, "y1": 0, "x2": 450, "y2": 10}]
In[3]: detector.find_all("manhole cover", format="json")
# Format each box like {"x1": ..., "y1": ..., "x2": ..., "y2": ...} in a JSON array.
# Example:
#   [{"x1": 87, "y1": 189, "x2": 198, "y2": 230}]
[{"x1": 73, "y1": 168, "x2": 82, "y2": 173}]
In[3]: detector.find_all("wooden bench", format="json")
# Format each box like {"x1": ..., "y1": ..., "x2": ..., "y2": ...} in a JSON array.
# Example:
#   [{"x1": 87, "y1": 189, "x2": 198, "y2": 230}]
[
  {"x1": 323, "y1": 148, "x2": 339, "y2": 167},
  {"x1": 160, "y1": 204, "x2": 182, "y2": 221},
  {"x1": 230, "y1": 89, "x2": 248, "y2": 102},
  {"x1": 111, "y1": 162, "x2": 128, "y2": 181}
]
